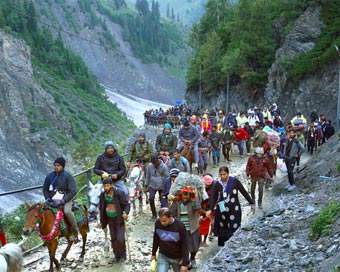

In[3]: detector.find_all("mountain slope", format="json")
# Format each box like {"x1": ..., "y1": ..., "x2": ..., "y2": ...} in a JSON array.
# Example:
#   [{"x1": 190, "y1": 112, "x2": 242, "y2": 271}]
[{"x1": 33, "y1": 0, "x2": 187, "y2": 104}]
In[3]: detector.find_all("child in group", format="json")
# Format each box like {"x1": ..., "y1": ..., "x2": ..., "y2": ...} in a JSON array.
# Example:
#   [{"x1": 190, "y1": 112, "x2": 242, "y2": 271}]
[{"x1": 199, "y1": 174, "x2": 215, "y2": 247}]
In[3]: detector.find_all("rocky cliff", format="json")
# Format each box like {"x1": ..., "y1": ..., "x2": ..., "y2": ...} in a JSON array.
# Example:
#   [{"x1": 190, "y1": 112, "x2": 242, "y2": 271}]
[
  {"x1": 186, "y1": 6, "x2": 339, "y2": 125},
  {"x1": 265, "y1": 6, "x2": 337, "y2": 122},
  {"x1": 0, "y1": 29, "x2": 72, "y2": 211}
]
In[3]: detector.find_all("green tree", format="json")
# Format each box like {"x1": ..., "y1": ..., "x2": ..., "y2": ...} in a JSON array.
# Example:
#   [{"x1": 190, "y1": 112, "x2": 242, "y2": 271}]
[
  {"x1": 200, "y1": 31, "x2": 224, "y2": 93},
  {"x1": 113, "y1": 0, "x2": 127, "y2": 10},
  {"x1": 135, "y1": 0, "x2": 149, "y2": 16}
]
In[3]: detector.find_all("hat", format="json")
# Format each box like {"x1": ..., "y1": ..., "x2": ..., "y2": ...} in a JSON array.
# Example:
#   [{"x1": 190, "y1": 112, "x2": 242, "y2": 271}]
[
  {"x1": 183, "y1": 120, "x2": 190, "y2": 127},
  {"x1": 54, "y1": 157, "x2": 66, "y2": 168},
  {"x1": 255, "y1": 147, "x2": 264, "y2": 154},
  {"x1": 138, "y1": 131, "x2": 146, "y2": 138},
  {"x1": 202, "y1": 175, "x2": 213, "y2": 186},
  {"x1": 181, "y1": 187, "x2": 192, "y2": 193},
  {"x1": 102, "y1": 177, "x2": 113, "y2": 184},
  {"x1": 272, "y1": 103, "x2": 277, "y2": 106},
  {"x1": 169, "y1": 168, "x2": 180, "y2": 177},
  {"x1": 190, "y1": 115, "x2": 197, "y2": 121},
  {"x1": 104, "y1": 141, "x2": 114, "y2": 150},
  {"x1": 278, "y1": 127, "x2": 285, "y2": 134},
  {"x1": 164, "y1": 123, "x2": 172, "y2": 130}
]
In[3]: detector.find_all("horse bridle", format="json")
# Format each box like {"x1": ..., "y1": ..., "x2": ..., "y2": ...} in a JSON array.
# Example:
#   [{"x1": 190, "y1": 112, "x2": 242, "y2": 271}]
[
  {"x1": 87, "y1": 193, "x2": 100, "y2": 214},
  {"x1": 24, "y1": 207, "x2": 46, "y2": 231}
]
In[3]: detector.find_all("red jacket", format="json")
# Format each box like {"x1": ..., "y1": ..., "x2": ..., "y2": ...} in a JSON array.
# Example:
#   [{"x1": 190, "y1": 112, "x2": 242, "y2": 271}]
[
  {"x1": 246, "y1": 154, "x2": 273, "y2": 179},
  {"x1": 233, "y1": 128, "x2": 248, "y2": 141}
]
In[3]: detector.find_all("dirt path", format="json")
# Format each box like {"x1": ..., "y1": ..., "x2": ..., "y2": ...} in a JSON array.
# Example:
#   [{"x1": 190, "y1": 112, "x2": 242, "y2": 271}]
[{"x1": 23, "y1": 153, "x2": 279, "y2": 271}]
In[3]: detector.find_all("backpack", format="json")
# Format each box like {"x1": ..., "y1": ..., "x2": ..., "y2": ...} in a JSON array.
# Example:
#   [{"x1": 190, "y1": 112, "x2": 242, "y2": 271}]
[{"x1": 171, "y1": 157, "x2": 186, "y2": 168}]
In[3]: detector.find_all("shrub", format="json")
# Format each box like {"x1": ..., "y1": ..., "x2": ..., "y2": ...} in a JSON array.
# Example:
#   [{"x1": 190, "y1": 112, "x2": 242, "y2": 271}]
[{"x1": 309, "y1": 199, "x2": 340, "y2": 241}]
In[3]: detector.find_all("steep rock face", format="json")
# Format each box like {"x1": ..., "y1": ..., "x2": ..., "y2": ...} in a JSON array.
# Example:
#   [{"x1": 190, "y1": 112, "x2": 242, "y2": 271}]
[
  {"x1": 186, "y1": 6, "x2": 339, "y2": 124},
  {"x1": 265, "y1": 6, "x2": 336, "y2": 122},
  {"x1": 34, "y1": 1, "x2": 185, "y2": 104},
  {"x1": 0, "y1": 29, "x2": 71, "y2": 208}
]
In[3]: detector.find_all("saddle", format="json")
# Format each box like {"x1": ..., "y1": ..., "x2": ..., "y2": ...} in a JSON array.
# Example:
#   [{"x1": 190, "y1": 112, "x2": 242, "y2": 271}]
[{"x1": 45, "y1": 202, "x2": 87, "y2": 234}]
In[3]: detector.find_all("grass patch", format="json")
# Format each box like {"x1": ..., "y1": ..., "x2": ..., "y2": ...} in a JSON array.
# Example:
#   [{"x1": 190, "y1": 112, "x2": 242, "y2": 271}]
[{"x1": 309, "y1": 199, "x2": 340, "y2": 241}]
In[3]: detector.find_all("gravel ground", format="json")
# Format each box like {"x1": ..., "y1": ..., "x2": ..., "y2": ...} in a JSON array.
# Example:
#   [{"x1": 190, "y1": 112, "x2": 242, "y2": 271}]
[{"x1": 24, "y1": 125, "x2": 277, "y2": 271}]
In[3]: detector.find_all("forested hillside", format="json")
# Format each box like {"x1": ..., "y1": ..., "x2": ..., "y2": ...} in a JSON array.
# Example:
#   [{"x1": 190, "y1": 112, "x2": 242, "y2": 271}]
[
  {"x1": 0, "y1": 0, "x2": 135, "y2": 172},
  {"x1": 30, "y1": 0, "x2": 188, "y2": 103},
  {"x1": 157, "y1": 0, "x2": 207, "y2": 25},
  {"x1": 186, "y1": 0, "x2": 340, "y2": 98}
]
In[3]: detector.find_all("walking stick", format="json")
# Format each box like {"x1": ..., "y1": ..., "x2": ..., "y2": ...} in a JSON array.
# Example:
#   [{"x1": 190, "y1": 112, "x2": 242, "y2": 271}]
[{"x1": 124, "y1": 219, "x2": 131, "y2": 261}]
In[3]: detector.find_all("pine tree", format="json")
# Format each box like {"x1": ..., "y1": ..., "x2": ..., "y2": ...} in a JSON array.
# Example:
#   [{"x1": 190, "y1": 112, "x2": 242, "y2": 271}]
[
  {"x1": 166, "y1": 2, "x2": 170, "y2": 18},
  {"x1": 135, "y1": 0, "x2": 149, "y2": 16}
]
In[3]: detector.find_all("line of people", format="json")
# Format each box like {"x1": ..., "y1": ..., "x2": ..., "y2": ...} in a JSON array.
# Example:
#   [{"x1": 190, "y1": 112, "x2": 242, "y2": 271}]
[{"x1": 39, "y1": 102, "x2": 336, "y2": 270}]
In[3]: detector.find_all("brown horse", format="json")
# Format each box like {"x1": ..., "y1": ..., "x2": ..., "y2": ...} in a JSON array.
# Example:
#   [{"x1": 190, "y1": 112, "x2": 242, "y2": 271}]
[
  {"x1": 181, "y1": 144, "x2": 199, "y2": 174},
  {"x1": 23, "y1": 203, "x2": 88, "y2": 272}
]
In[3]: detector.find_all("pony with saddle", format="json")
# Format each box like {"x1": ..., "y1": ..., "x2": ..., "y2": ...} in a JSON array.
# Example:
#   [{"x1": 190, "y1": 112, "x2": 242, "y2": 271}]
[
  {"x1": 0, "y1": 243, "x2": 23, "y2": 272},
  {"x1": 23, "y1": 202, "x2": 88, "y2": 272},
  {"x1": 181, "y1": 143, "x2": 198, "y2": 174}
]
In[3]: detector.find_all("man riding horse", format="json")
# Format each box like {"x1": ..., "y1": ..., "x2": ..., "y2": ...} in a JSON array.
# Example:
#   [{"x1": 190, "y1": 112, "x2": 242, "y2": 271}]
[
  {"x1": 94, "y1": 141, "x2": 128, "y2": 196},
  {"x1": 127, "y1": 131, "x2": 154, "y2": 168},
  {"x1": 43, "y1": 157, "x2": 79, "y2": 243},
  {"x1": 178, "y1": 120, "x2": 200, "y2": 169},
  {"x1": 155, "y1": 123, "x2": 177, "y2": 157}
]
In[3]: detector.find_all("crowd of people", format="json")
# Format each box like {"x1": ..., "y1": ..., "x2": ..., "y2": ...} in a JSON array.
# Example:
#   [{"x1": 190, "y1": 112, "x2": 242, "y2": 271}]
[{"x1": 39, "y1": 102, "x2": 336, "y2": 271}]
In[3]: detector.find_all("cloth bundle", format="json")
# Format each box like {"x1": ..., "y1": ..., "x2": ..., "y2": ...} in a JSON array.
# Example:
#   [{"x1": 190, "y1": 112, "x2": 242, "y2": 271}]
[
  {"x1": 169, "y1": 172, "x2": 205, "y2": 198},
  {"x1": 254, "y1": 126, "x2": 280, "y2": 147}
]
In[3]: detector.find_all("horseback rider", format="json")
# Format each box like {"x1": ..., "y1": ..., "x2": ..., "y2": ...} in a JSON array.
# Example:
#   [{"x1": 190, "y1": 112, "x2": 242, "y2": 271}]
[
  {"x1": 43, "y1": 157, "x2": 79, "y2": 242},
  {"x1": 127, "y1": 131, "x2": 154, "y2": 168},
  {"x1": 178, "y1": 120, "x2": 200, "y2": 169},
  {"x1": 94, "y1": 141, "x2": 128, "y2": 196},
  {"x1": 155, "y1": 123, "x2": 178, "y2": 157}
]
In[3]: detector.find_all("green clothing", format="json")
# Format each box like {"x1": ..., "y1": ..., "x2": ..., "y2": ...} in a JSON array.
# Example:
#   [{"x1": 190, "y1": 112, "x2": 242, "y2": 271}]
[
  {"x1": 155, "y1": 133, "x2": 178, "y2": 154},
  {"x1": 128, "y1": 140, "x2": 154, "y2": 163},
  {"x1": 297, "y1": 134, "x2": 305, "y2": 145},
  {"x1": 180, "y1": 203, "x2": 190, "y2": 231},
  {"x1": 105, "y1": 195, "x2": 117, "y2": 218}
]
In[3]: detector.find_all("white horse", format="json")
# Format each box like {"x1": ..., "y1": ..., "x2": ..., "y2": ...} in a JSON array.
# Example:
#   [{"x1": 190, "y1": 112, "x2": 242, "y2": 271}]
[
  {"x1": 0, "y1": 243, "x2": 23, "y2": 272},
  {"x1": 87, "y1": 181, "x2": 110, "y2": 252},
  {"x1": 125, "y1": 163, "x2": 146, "y2": 214}
]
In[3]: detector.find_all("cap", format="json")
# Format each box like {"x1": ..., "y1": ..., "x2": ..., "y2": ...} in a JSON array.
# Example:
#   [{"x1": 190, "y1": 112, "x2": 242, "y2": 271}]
[
  {"x1": 169, "y1": 168, "x2": 180, "y2": 177},
  {"x1": 104, "y1": 141, "x2": 114, "y2": 150},
  {"x1": 138, "y1": 131, "x2": 146, "y2": 138},
  {"x1": 202, "y1": 175, "x2": 213, "y2": 185},
  {"x1": 54, "y1": 157, "x2": 66, "y2": 168}
]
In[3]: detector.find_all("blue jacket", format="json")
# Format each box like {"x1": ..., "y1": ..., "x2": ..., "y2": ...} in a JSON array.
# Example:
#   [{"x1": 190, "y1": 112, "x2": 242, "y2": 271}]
[
  {"x1": 179, "y1": 125, "x2": 200, "y2": 143},
  {"x1": 43, "y1": 170, "x2": 77, "y2": 202}
]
